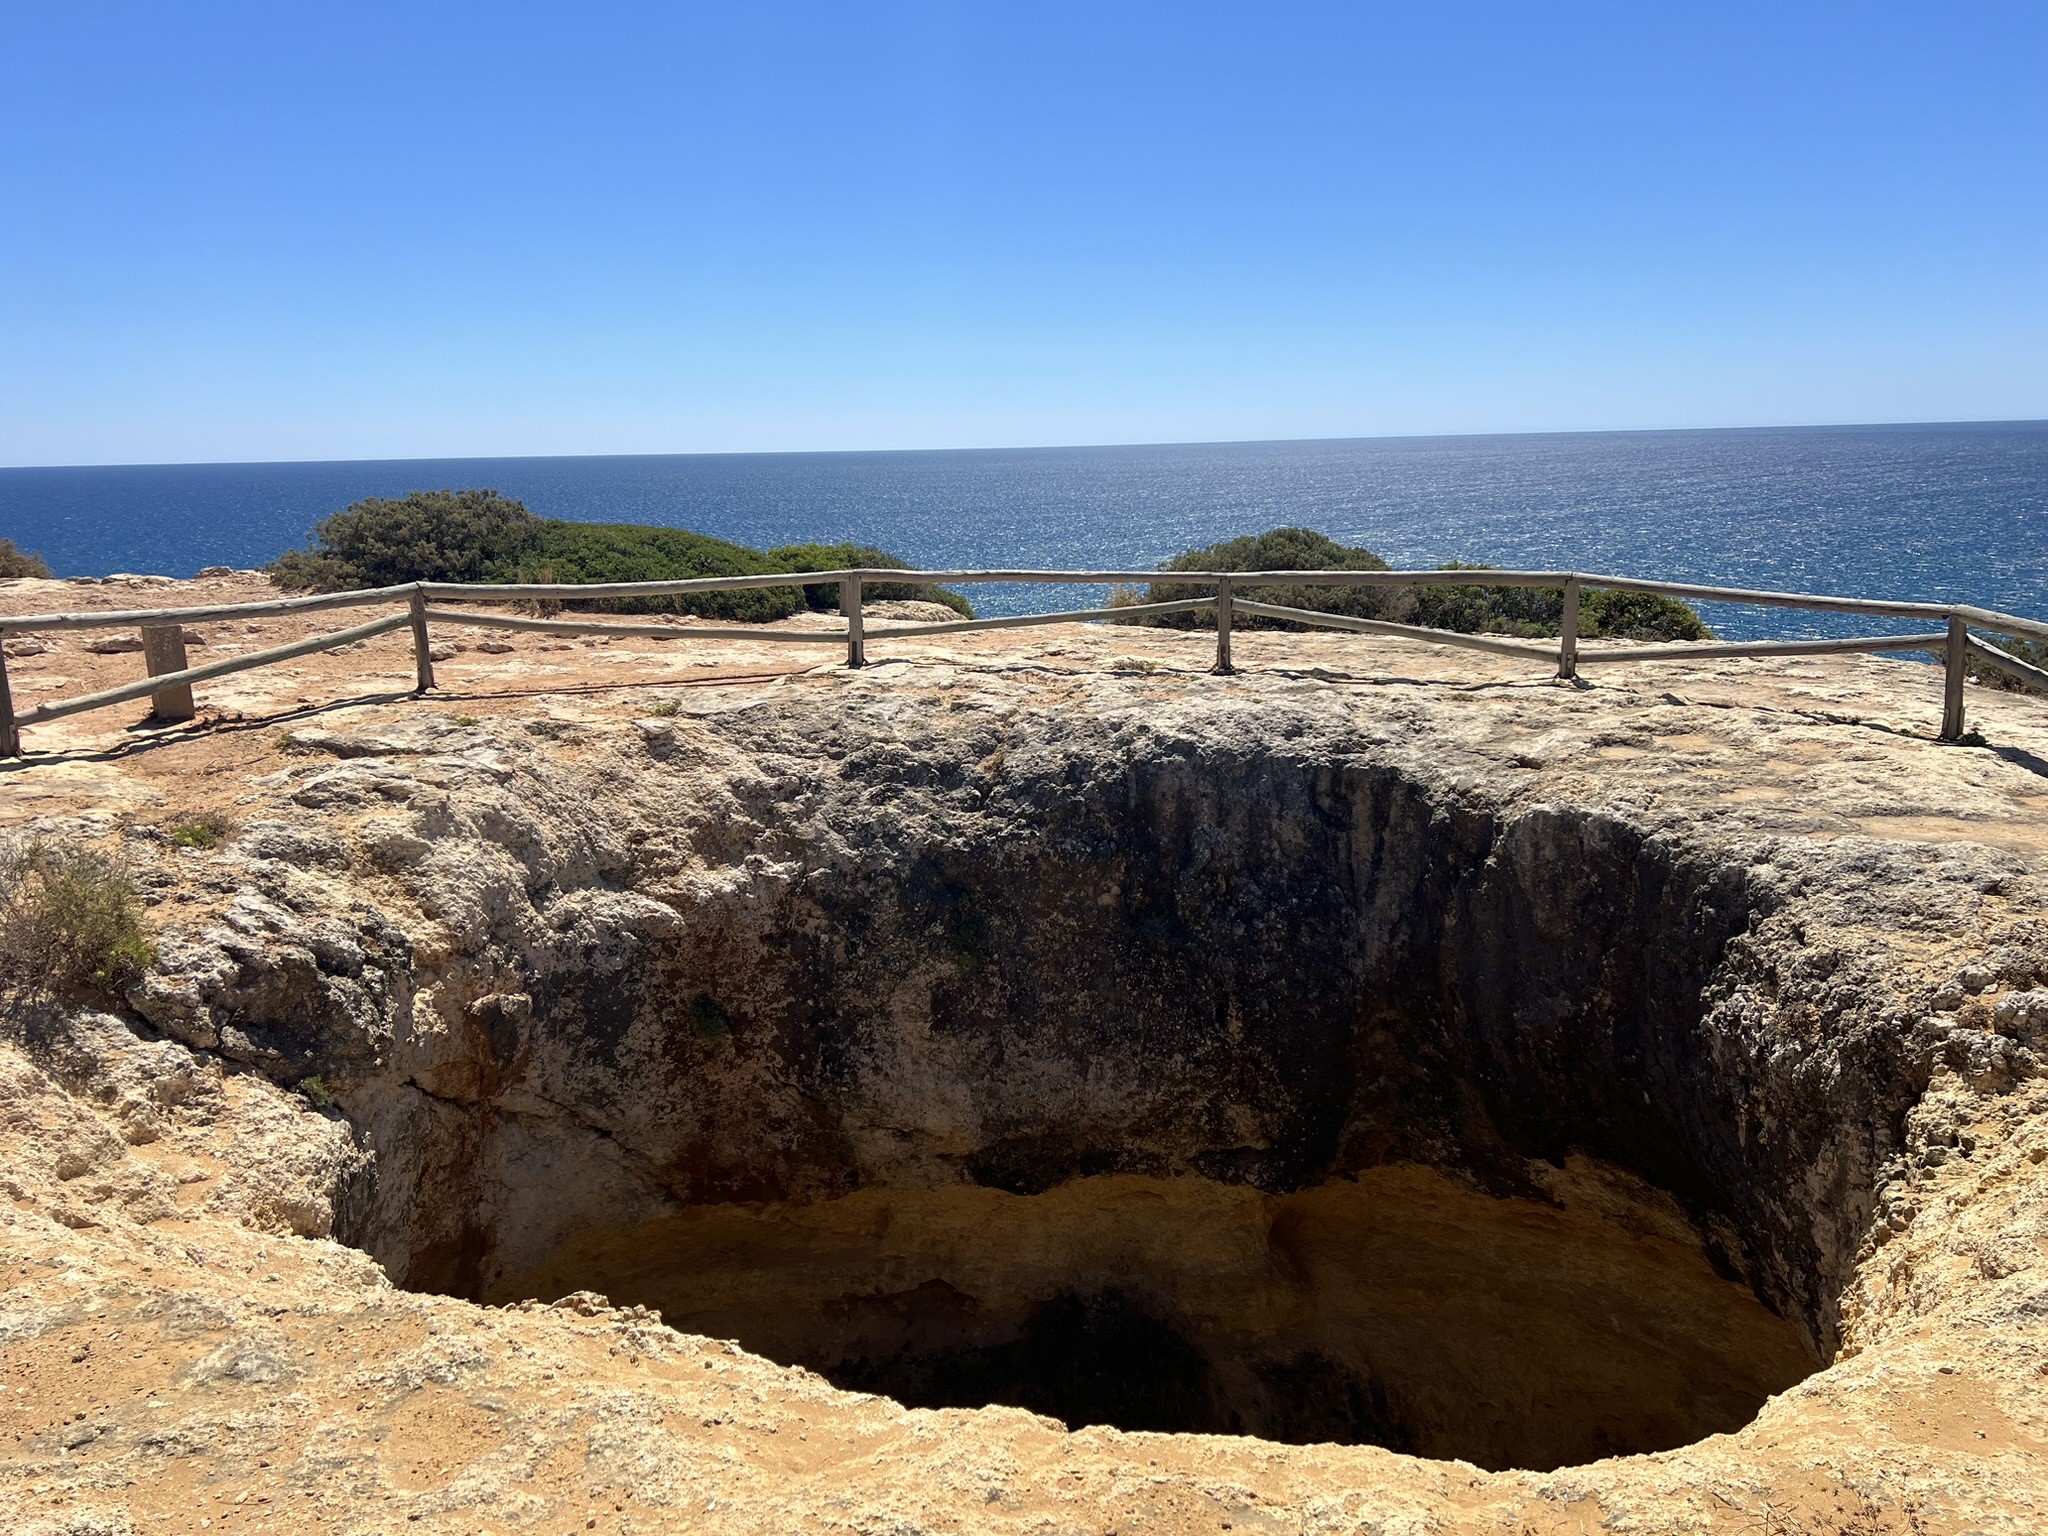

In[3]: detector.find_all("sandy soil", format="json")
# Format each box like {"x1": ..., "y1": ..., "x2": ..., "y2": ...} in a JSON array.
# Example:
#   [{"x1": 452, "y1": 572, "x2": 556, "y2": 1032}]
[{"x1": 3, "y1": 570, "x2": 2043, "y2": 857}]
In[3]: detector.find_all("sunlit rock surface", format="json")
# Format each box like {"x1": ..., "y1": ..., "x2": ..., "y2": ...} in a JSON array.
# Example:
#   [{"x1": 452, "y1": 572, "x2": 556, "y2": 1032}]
[{"x1": 4, "y1": 570, "x2": 2048, "y2": 1532}]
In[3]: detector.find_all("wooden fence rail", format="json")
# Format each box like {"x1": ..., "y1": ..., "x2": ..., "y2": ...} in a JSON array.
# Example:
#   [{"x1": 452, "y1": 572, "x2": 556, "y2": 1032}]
[
  {"x1": 1967, "y1": 636, "x2": 2048, "y2": 694},
  {"x1": 7, "y1": 612, "x2": 413, "y2": 739},
  {"x1": 2, "y1": 568, "x2": 2044, "y2": 759},
  {"x1": 422, "y1": 608, "x2": 851, "y2": 645}
]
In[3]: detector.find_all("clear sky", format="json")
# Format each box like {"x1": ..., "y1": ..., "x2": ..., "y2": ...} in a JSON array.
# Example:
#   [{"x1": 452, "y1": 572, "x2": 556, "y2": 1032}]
[{"x1": 2, "y1": 2, "x2": 2043, "y2": 467}]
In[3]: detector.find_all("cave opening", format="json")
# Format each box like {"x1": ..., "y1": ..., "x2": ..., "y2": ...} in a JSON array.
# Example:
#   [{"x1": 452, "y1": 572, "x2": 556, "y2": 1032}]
[
  {"x1": 488, "y1": 1162, "x2": 1818, "y2": 1472},
  {"x1": 352, "y1": 747, "x2": 1845, "y2": 1472}
]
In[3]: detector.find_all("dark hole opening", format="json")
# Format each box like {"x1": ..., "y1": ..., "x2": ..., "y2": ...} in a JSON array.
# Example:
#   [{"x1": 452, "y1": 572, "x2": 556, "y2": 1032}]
[{"x1": 491, "y1": 1164, "x2": 1819, "y2": 1471}]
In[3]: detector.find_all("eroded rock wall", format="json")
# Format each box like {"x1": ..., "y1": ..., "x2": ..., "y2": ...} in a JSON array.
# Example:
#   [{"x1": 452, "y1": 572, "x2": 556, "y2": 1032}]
[{"x1": 109, "y1": 691, "x2": 2046, "y2": 1380}]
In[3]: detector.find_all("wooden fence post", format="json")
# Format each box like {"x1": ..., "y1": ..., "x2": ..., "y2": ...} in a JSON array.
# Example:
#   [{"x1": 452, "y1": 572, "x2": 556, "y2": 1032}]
[
  {"x1": 0, "y1": 644, "x2": 19, "y2": 758},
  {"x1": 841, "y1": 576, "x2": 865, "y2": 668},
  {"x1": 1942, "y1": 614, "x2": 1968, "y2": 741},
  {"x1": 1213, "y1": 576, "x2": 1235, "y2": 675},
  {"x1": 140, "y1": 625, "x2": 196, "y2": 720},
  {"x1": 1557, "y1": 577, "x2": 1580, "y2": 680},
  {"x1": 409, "y1": 589, "x2": 436, "y2": 693}
]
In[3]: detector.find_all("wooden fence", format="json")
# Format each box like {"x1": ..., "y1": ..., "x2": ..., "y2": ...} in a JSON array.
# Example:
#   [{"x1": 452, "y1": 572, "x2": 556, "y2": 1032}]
[{"x1": 3, "y1": 568, "x2": 2046, "y2": 760}]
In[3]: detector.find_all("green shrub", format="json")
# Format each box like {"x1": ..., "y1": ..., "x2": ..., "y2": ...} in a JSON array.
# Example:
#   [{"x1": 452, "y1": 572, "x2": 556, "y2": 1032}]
[
  {"x1": 167, "y1": 811, "x2": 234, "y2": 850},
  {"x1": 298, "y1": 1075, "x2": 335, "y2": 1109},
  {"x1": 270, "y1": 489, "x2": 541, "y2": 590},
  {"x1": 1411, "y1": 572, "x2": 1709, "y2": 639},
  {"x1": 505, "y1": 522, "x2": 801, "y2": 621},
  {"x1": 265, "y1": 491, "x2": 964, "y2": 623},
  {"x1": 0, "y1": 538, "x2": 53, "y2": 579},
  {"x1": 1133, "y1": 529, "x2": 1710, "y2": 641},
  {"x1": 1139, "y1": 528, "x2": 1408, "y2": 630},
  {"x1": 1410, "y1": 563, "x2": 1562, "y2": 637},
  {"x1": 765, "y1": 543, "x2": 974, "y2": 617},
  {"x1": 1576, "y1": 587, "x2": 1713, "y2": 641},
  {"x1": 0, "y1": 840, "x2": 155, "y2": 996},
  {"x1": 1967, "y1": 634, "x2": 2048, "y2": 695}
]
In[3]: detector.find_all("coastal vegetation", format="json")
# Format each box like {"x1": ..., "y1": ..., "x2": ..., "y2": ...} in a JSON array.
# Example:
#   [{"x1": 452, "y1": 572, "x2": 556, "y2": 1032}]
[
  {"x1": 0, "y1": 538, "x2": 54, "y2": 579},
  {"x1": 0, "y1": 839, "x2": 154, "y2": 998},
  {"x1": 269, "y1": 488, "x2": 535, "y2": 589},
  {"x1": 764, "y1": 543, "x2": 973, "y2": 616},
  {"x1": 269, "y1": 490, "x2": 972, "y2": 619},
  {"x1": 167, "y1": 811, "x2": 235, "y2": 850},
  {"x1": 1969, "y1": 634, "x2": 2048, "y2": 696},
  {"x1": 1131, "y1": 528, "x2": 1713, "y2": 640}
]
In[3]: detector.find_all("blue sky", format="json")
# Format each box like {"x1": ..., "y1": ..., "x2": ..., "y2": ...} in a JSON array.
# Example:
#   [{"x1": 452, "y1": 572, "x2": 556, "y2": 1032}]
[{"x1": 1, "y1": 2, "x2": 2043, "y2": 466}]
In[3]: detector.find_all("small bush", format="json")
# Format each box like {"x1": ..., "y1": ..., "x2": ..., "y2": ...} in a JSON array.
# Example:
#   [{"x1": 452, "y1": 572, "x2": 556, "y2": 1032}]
[
  {"x1": 1131, "y1": 529, "x2": 1710, "y2": 641},
  {"x1": 505, "y1": 522, "x2": 801, "y2": 621},
  {"x1": 267, "y1": 491, "x2": 960, "y2": 624},
  {"x1": 1967, "y1": 634, "x2": 2048, "y2": 695},
  {"x1": 167, "y1": 811, "x2": 235, "y2": 850},
  {"x1": 1576, "y1": 586, "x2": 1713, "y2": 641},
  {"x1": 1410, "y1": 563, "x2": 1562, "y2": 637},
  {"x1": 1139, "y1": 528, "x2": 1405, "y2": 630},
  {"x1": 766, "y1": 543, "x2": 974, "y2": 617},
  {"x1": 270, "y1": 489, "x2": 541, "y2": 590},
  {"x1": 298, "y1": 1075, "x2": 335, "y2": 1109},
  {"x1": 0, "y1": 840, "x2": 154, "y2": 996},
  {"x1": 0, "y1": 538, "x2": 53, "y2": 579}
]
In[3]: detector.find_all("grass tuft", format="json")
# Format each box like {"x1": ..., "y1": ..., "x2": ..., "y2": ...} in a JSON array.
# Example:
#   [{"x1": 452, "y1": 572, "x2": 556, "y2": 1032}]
[{"x1": 168, "y1": 811, "x2": 234, "y2": 850}]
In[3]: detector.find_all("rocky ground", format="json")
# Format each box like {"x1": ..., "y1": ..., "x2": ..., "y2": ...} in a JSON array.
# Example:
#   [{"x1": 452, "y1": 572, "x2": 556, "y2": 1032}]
[{"x1": 3, "y1": 571, "x2": 2048, "y2": 1534}]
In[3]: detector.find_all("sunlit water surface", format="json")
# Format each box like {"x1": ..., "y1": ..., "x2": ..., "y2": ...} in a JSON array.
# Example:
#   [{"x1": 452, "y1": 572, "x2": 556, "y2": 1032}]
[{"x1": 4, "y1": 422, "x2": 2043, "y2": 639}]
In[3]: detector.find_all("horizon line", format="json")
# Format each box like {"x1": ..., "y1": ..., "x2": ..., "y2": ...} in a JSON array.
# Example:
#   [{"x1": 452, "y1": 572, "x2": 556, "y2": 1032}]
[{"x1": 4, "y1": 416, "x2": 2045, "y2": 476}]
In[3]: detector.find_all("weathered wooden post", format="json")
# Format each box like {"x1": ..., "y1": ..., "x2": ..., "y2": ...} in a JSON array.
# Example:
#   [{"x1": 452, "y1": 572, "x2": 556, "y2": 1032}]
[
  {"x1": 1213, "y1": 575, "x2": 1235, "y2": 675},
  {"x1": 140, "y1": 625, "x2": 196, "y2": 720},
  {"x1": 841, "y1": 575, "x2": 865, "y2": 668},
  {"x1": 1557, "y1": 577, "x2": 1580, "y2": 680},
  {"x1": 0, "y1": 642, "x2": 19, "y2": 758},
  {"x1": 409, "y1": 588, "x2": 436, "y2": 692},
  {"x1": 1942, "y1": 614, "x2": 1968, "y2": 741}
]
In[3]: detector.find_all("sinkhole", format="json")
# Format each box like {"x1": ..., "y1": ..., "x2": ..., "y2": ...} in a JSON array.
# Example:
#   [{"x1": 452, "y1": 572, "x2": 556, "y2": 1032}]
[
  {"x1": 488, "y1": 1163, "x2": 1815, "y2": 1472},
  {"x1": 345, "y1": 744, "x2": 1856, "y2": 1472}
]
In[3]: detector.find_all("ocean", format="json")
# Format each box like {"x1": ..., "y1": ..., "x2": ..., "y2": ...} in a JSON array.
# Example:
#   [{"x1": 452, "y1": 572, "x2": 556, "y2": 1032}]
[{"x1": 3, "y1": 421, "x2": 2044, "y2": 640}]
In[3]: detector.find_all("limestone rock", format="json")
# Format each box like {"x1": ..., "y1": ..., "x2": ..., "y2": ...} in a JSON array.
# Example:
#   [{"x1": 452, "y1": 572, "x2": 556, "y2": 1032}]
[{"x1": 2, "y1": 594, "x2": 2046, "y2": 1530}]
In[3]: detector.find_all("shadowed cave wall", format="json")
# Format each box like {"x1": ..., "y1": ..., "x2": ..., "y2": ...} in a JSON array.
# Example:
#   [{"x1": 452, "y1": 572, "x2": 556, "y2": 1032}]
[{"x1": 329, "y1": 732, "x2": 1905, "y2": 1470}]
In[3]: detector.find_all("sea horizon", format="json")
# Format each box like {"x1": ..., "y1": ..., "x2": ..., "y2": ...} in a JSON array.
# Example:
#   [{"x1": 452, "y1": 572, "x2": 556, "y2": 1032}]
[
  {"x1": 5, "y1": 418, "x2": 2044, "y2": 642},
  {"x1": 7, "y1": 414, "x2": 2044, "y2": 475}
]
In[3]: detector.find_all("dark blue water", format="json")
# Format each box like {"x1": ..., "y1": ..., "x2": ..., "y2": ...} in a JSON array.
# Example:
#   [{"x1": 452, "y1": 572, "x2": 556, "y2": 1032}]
[{"x1": 3, "y1": 422, "x2": 2043, "y2": 639}]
